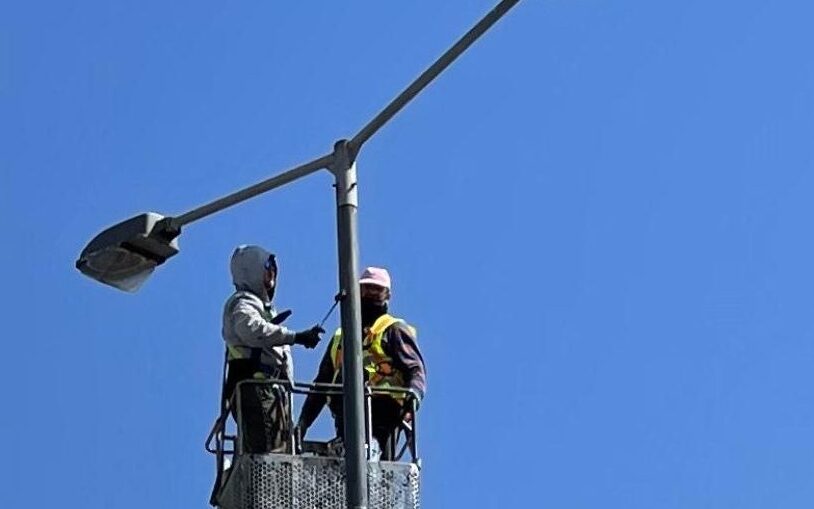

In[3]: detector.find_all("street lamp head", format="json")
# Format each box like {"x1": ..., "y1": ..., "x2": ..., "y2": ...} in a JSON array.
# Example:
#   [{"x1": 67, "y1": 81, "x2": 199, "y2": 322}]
[{"x1": 75, "y1": 212, "x2": 180, "y2": 292}]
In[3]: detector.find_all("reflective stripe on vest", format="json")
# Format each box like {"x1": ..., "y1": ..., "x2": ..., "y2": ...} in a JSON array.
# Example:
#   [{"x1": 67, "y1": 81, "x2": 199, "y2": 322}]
[
  {"x1": 328, "y1": 314, "x2": 416, "y2": 400},
  {"x1": 227, "y1": 344, "x2": 255, "y2": 361}
]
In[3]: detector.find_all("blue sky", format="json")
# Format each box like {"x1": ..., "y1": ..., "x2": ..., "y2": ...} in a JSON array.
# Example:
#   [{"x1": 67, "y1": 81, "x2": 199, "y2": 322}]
[{"x1": 3, "y1": 1, "x2": 814, "y2": 507}]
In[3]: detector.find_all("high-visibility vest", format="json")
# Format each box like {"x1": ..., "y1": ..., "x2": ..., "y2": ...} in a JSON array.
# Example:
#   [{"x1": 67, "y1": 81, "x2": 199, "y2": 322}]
[{"x1": 329, "y1": 314, "x2": 416, "y2": 400}]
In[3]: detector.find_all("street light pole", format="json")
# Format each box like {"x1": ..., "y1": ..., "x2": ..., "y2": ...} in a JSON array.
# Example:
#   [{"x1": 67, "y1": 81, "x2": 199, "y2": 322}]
[
  {"x1": 76, "y1": 2, "x2": 522, "y2": 508},
  {"x1": 330, "y1": 140, "x2": 367, "y2": 509},
  {"x1": 333, "y1": 4, "x2": 521, "y2": 504}
]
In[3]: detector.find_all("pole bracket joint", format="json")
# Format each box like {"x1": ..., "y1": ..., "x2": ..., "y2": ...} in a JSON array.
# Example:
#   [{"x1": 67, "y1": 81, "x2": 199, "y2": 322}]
[{"x1": 331, "y1": 139, "x2": 359, "y2": 208}]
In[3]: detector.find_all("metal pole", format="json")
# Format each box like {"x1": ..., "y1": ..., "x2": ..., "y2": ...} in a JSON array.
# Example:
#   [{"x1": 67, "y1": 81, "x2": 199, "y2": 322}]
[
  {"x1": 331, "y1": 139, "x2": 367, "y2": 509},
  {"x1": 170, "y1": 153, "x2": 334, "y2": 229},
  {"x1": 349, "y1": 0, "x2": 521, "y2": 156}
]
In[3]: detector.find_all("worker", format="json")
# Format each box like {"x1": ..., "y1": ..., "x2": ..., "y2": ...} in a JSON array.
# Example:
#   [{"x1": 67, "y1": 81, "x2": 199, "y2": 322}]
[
  {"x1": 297, "y1": 266, "x2": 426, "y2": 460},
  {"x1": 222, "y1": 244, "x2": 324, "y2": 453}
]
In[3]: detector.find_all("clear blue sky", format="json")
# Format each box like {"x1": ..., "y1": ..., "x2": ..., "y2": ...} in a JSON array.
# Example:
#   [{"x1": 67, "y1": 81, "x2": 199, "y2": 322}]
[{"x1": 3, "y1": 1, "x2": 814, "y2": 507}]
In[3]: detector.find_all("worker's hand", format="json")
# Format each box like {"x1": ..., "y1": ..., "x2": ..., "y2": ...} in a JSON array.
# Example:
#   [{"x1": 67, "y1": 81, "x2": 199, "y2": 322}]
[{"x1": 294, "y1": 325, "x2": 325, "y2": 349}]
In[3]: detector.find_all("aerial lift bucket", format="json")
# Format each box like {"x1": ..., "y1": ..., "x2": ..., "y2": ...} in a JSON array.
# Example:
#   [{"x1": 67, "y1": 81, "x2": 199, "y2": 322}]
[{"x1": 206, "y1": 380, "x2": 421, "y2": 509}]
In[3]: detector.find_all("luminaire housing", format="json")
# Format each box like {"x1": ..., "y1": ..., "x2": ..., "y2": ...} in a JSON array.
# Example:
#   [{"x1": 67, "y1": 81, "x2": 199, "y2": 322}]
[{"x1": 75, "y1": 212, "x2": 180, "y2": 292}]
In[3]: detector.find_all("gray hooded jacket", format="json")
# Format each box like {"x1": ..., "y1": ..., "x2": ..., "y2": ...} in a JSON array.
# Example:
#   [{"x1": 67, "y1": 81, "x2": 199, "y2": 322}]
[{"x1": 222, "y1": 245, "x2": 297, "y2": 380}]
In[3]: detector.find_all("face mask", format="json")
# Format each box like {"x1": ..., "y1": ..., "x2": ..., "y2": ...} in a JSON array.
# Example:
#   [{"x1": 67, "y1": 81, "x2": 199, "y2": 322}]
[
  {"x1": 263, "y1": 254, "x2": 278, "y2": 302},
  {"x1": 360, "y1": 297, "x2": 388, "y2": 326},
  {"x1": 264, "y1": 277, "x2": 276, "y2": 302}
]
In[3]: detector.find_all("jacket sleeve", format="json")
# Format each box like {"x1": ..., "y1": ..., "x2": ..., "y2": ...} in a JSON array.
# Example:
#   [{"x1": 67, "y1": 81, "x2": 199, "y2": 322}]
[
  {"x1": 297, "y1": 345, "x2": 335, "y2": 431},
  {"x1": 385, "y1": 323, "x2": 427, "y2": 403},
  {"x1": 230, "y1": 298, "x2": 296, "y2": 347}
]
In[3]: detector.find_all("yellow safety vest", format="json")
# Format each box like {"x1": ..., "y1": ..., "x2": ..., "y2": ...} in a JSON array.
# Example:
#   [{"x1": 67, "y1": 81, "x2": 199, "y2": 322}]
[{"x1": 329, "y1": 314, "x2": 417, "y2": 400}]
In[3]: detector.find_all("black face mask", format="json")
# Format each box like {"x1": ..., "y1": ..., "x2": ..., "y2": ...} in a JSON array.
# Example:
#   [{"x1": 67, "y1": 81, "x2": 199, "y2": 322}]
[
  {"x1": 265, "y1": 280, "x2": 276, "y2": 302},
  {"x1": 264, "y1": 254, "x2": 278, "y2": 302},
  {"x1": 360, "y1": 298, "x2": 388, "y2": 327}
]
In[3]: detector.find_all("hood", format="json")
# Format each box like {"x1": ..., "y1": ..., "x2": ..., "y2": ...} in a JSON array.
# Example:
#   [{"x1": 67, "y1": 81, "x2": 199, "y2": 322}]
[{"x1": 230, "y1": 245, "x2": 272, "y2": 301}]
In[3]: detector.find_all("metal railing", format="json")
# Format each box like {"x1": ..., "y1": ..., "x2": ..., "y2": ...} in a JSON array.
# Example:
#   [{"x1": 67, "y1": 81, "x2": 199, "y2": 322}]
[{"x1": 205, "y1": 379, "x2": 421, "y2": 502}]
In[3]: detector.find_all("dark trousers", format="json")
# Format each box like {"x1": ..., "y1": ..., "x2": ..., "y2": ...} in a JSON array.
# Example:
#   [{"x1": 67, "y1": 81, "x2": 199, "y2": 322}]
[
  {"x1": 332, "y1": 396, "x2": 404, "y2": 460},
  {"x1": 231, "y1": 382, "x2": 290, "y2": 454}
]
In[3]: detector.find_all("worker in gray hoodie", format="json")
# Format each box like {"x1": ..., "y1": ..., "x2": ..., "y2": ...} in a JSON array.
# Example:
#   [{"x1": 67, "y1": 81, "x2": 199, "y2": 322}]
[{"x1": 222, "y1": 244, "x2": 324, "y2": 453}]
